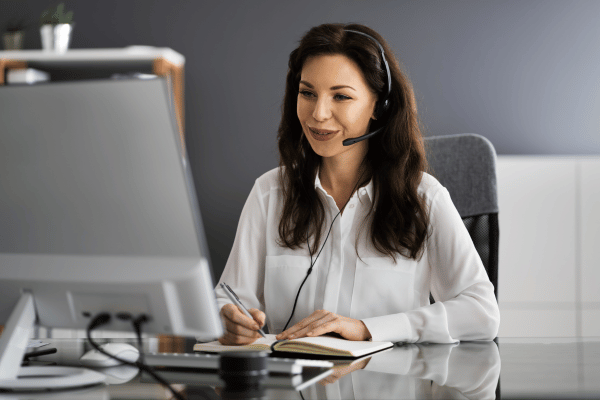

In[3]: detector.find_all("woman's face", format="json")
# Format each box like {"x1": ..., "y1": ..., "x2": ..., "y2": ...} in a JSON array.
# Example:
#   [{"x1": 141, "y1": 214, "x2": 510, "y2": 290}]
[{"x1": 297, "y1": 54, "x2": 378, "y2": 160}]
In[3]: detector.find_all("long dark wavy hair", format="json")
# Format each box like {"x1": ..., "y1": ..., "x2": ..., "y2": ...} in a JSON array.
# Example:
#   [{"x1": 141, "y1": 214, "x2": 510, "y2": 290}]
[{"x1": 277, "y1": 23, "x2": 429, "y2": 262}]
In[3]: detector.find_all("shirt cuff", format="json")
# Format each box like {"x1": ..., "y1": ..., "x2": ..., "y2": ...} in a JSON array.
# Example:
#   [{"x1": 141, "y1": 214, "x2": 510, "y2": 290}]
[{"x1": 361, "y1": 313, "x2": 412, "y2": 343}]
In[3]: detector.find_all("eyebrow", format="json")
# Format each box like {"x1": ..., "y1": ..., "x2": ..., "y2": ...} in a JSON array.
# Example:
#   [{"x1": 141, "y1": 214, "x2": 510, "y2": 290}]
[{"x1": 299, "y1": 80, "x2": 356, "y2": 92}]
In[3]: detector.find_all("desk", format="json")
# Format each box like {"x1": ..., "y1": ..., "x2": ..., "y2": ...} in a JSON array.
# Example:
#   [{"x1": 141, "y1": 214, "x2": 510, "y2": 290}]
[{"x1": 20, "y1": 337, "x2": 600, "y2": 399}]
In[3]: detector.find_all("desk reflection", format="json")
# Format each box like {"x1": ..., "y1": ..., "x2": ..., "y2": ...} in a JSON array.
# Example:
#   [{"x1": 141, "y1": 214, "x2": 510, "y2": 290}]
[
  {"x1": 18, "y1": 338, "x2": 500, "y2": 399},
  {"x1": 268, "y1": 341, "x2": 500, "y2": 400}
]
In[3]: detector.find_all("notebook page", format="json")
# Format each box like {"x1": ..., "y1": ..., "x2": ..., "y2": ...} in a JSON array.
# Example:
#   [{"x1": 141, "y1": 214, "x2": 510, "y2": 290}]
[
  {"x1": 194, "y1": 334, "x2": 279, "y2": 352},
  {"x1": 276, "y1": 336, "x2": 393, "y2": 357}
]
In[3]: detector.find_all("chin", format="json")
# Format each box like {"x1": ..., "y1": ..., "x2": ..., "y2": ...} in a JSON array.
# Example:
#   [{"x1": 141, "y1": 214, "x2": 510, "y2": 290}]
[{"x1": 306, "y1": 140, "x2": 340, "y2": 158}]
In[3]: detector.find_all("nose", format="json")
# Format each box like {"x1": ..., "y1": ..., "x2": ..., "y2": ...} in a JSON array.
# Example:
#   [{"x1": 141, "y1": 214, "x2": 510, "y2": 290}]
[{"x1": 312, "y1": 97, "x2": 332, "y2": 122}]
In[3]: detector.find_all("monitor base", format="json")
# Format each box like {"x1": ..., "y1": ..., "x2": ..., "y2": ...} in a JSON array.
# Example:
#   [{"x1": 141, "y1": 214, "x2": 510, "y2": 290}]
[
  {"x1": 0, "y1": 292, "x2": 106, "y2": 390},
  {"x1": 0, "y1": 366, "x2": 106, "y2": 390}
]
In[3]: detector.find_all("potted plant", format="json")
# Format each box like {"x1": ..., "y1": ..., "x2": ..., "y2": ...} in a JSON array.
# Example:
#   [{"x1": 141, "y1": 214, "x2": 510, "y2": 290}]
[
  {"x1": 39, "y1": 2, "x2": 74, "y2": 53},
  {"x1": 3, "y1": 18, "x2": 29, "y2": 50}
]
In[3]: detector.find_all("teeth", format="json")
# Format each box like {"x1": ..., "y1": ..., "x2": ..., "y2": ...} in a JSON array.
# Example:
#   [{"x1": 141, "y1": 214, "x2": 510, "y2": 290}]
[{"x1": 311, "y1": 128, "x2": 332, "y2": 135}]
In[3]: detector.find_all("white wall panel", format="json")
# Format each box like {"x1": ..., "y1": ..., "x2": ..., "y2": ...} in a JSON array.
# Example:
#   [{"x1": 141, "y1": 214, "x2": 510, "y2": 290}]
[
  {"x1": 582, "y1": 310, "x2": 600, "y2": 337},
  {"x1": 497, "y1": 157, "x2": 577, "y2": 304},
  {"x1": 581, "y1": 159, "x2": 600, "y2": 303},
  {"x1": 498, "y1": 309, "x2": 577, "y2": 337}
]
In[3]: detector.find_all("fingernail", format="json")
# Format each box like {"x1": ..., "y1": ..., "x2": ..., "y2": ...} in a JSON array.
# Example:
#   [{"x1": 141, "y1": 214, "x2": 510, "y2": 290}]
[{"x1": 289, "y1": 334, "x2": 295, "y2": 338}]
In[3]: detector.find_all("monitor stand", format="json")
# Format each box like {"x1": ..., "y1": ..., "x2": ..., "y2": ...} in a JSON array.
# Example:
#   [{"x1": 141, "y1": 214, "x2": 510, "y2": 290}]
[{"x1": 0, "y1": 292, "x2": 107, "y2": 390}]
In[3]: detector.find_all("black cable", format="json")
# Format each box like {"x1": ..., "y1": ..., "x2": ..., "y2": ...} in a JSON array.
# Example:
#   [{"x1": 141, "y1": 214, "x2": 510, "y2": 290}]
[
  {"x1": 282, "y1": 209, "x2": 341, "y2": 331},
  {"x1": 282, "y1": 165, "x2": 368, "y2": 332},
  {"x1": 299, "y1": 389, "x2": 306, "y2": 400},
  {"x1": 86, "y1": 313, "x2": 185, "y2": 400},
  {"x1": 114, "y1": 311, "x2": 146, "y2": 363},
  {"x1": 132, "y1": 314, "x2": 149, "y2": 364}
]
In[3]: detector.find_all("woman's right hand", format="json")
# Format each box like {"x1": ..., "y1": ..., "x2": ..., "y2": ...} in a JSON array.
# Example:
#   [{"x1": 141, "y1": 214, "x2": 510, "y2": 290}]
[{"x1": 218, "y1": 303, "x2": 266, "y2": 345}]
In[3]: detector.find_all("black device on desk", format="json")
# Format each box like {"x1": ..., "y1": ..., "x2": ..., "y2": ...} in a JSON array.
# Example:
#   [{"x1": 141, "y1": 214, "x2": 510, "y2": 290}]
[{"x1": 0, "y1": 79, "x2": 222, "y2": 391}]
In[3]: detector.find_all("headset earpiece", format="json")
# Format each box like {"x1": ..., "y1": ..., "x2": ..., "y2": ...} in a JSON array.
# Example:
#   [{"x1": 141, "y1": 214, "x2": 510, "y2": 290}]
[
  {"x1": 343, "y1": 29, "x2": 392, "y2": 146},
  {"x1": 374, "y1": 98, "x2": 390, "y2": 121}
]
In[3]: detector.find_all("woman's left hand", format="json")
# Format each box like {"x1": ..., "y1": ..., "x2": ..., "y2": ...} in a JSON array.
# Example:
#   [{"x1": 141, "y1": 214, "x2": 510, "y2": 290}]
[{"x1": 275, "y1": 309, "x2": 372, "y2": 341}]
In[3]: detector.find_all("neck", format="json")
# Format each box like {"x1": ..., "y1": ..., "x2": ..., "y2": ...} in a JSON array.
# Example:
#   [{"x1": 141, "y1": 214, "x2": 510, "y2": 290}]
[{"x1": 319, "y1": 153, "x2": 368, "y2": 196}]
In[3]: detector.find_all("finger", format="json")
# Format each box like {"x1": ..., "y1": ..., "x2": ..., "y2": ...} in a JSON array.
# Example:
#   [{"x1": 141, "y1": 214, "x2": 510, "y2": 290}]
[
  {"x1": 222, "y1": 313, "x2": 263, "y2": 338},
  {"x1": 304, "y1": 319, "x2": 340, "y2": 337},
  {"x1": 277, "y1": 310, "x2": 330, "y2": 339},
  {"x1": 222, "y1": 304, "x2": 261, "y2": 330},
  {"x1": 292, "y1": 315, "x2": 338, "y2": 338},
  {"x1": 280, "y1": 313, "x2": 328, "y2": 338},
  {"x1": 276, "y1": 314, "x2": 317, "y2": 339},
  {"x1": 319, "y1": 372, "x2": 341, "y2": 385},
  {"x1": 225, "y1": 323, "x2": 261, "y2": 341},
  {"x1": 218, "y1": 330, "x2": 259, "y2": 346},
  {"x1": 248, "y1": 308, "x2": 266, "y2": 327},
  {"x1": 220, "y1": 303, "x2": 240, "y2": 321},
  {"x1": 326, "y1": 373, "x2": 342, "y2": 384},
  {"x1": 290, "y1": 313, "x2": 337, "y2": 337}
]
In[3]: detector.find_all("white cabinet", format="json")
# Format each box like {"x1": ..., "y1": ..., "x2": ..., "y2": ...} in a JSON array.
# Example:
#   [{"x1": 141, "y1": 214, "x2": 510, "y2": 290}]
[
  {"x1": 581, "y1": 160, "x2": 600, "y2": 336},
  {"x1": 497, "y1": 156, "x2": 600, "y2": 337}
]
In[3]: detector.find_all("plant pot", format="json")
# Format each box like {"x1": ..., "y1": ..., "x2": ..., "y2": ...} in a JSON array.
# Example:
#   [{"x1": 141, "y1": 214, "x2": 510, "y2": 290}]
[
  {"x1": 3, "y1": 31, "x2": 25, "y2": 50},
  {"x1": 40, "y1": 23, "x2": 74, "y2": 53}
]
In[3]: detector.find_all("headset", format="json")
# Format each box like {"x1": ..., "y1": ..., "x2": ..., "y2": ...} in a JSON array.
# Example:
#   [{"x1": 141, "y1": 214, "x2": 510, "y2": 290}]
[
  {"x1": 281, "y1": 29, "x2": 392, "y2": 331},
  {"x1": 342, "y1": 29, "x2": 392, "y2": 146}
]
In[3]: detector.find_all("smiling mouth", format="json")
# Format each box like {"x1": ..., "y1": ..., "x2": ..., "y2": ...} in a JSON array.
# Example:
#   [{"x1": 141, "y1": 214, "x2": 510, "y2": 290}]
[{"x1": 309, "y1": 127, "x2": 338, "y2": 136}]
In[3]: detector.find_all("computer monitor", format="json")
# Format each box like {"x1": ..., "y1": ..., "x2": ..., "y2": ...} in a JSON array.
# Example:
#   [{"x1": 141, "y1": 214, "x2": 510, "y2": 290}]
[{"x1": 0, "y1": 78, "x2": 223, "y2": 389}]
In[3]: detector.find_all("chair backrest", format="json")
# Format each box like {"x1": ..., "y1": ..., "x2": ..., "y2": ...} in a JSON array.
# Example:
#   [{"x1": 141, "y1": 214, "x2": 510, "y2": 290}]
[{"x1": 424, "y1": 133, "x2": 499, "y2": 299}]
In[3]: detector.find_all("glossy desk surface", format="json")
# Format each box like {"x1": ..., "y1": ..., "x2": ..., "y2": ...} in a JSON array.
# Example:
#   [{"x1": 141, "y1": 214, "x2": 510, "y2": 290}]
[{"x1": 16, "y1": 337, "x2": 600, "y2": 399}]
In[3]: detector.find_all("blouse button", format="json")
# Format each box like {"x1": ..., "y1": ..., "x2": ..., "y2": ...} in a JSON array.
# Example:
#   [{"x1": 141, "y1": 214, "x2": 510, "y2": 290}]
[{"x1": 349, "y1": 204, "x2": 355, "y2": 209}]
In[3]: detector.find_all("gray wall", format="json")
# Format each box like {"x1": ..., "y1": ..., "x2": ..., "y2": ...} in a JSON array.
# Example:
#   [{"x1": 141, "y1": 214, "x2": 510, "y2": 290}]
[{"x1": 2, "y1": 0, "x2": 600, "y2": 279}]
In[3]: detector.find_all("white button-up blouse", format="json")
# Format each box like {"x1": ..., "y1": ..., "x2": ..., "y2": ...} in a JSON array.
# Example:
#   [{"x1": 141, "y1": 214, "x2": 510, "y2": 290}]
[{"x1": 214, "y1": 167, "x2": 500, "y2": 343}]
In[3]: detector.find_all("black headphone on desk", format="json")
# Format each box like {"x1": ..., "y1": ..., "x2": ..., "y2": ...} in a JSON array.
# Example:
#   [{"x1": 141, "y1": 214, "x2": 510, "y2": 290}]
[{"x1": 281, "y1": 29, "x2": 392, "y2": 332}]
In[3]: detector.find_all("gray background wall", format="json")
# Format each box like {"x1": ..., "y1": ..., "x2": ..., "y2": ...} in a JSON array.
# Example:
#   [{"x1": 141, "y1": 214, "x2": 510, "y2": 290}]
[{"x1": 2, "y1": 0, "x2": 599, "y2": 279}]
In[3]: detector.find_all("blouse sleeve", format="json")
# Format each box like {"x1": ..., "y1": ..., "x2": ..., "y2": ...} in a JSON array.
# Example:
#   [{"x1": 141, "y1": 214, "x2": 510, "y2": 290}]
[
  {"x1": 214, "y1": 180, "x2": 268, "y2": 314},
  {"x1": 361, "y1": 186, "x2": 500, "y2": 343}
]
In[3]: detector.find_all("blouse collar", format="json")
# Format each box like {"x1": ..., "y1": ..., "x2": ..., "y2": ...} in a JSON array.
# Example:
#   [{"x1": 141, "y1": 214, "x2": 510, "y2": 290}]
[{"x1": 313, "y1": 166, "x2": 374, "y2": 203}]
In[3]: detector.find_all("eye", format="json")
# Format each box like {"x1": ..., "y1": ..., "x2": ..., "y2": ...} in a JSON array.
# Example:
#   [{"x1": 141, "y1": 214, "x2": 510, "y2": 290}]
[
  {"x1": 298, "y1": 90, "x2": 315, "y2": 98},
  {"x1": 334, "y1": 94, "x2": 352, "y2": 101}
]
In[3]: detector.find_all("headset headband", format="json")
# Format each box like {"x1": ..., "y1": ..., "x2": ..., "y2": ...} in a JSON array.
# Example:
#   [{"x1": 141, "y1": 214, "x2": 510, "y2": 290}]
[{"x1": 344, "y1": 29, "x2": 392, "y2": 99}]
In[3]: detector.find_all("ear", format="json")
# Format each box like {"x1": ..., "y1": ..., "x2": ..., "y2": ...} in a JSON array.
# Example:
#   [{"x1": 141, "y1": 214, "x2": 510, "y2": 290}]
[{"x1": 371, "y1": 101, "x2": 379, "y2": 120}]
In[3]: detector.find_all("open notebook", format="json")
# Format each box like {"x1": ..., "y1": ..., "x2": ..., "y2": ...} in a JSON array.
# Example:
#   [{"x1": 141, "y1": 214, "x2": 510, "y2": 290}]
[{"x1": 193, "y1": 334, "x2": 393, "y2": 358}]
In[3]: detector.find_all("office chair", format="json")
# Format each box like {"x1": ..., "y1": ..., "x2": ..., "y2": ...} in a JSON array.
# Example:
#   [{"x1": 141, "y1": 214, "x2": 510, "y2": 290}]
[{"x1": 424, "y1": 133, "x2": 499, "y2": 300}]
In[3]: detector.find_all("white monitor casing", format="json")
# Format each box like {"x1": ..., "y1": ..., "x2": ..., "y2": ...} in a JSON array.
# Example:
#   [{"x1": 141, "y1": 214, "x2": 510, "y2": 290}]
[{"x1": 0, "y1": 78, "x2": 224, "y2": 389}]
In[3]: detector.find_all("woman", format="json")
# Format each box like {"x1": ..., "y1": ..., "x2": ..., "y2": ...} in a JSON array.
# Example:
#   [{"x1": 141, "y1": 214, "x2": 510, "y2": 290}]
[{"x1": 215, "y1": 23, "x2": 499, "y2": 345}]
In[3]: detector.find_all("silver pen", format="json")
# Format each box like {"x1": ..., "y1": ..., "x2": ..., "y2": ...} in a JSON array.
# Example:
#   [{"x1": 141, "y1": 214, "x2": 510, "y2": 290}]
[{"x1": 220, "y1": 282, "x2": 266, "y2": 338}]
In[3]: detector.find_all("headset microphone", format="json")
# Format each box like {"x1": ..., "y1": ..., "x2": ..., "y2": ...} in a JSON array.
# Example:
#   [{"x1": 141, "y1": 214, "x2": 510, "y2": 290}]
[
  {"x1": 342, "y1": 125, "x2": 386, "y2": 146},
  {"x1": 342, "y1": 29, "x2": 392, "y2": 147}
]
